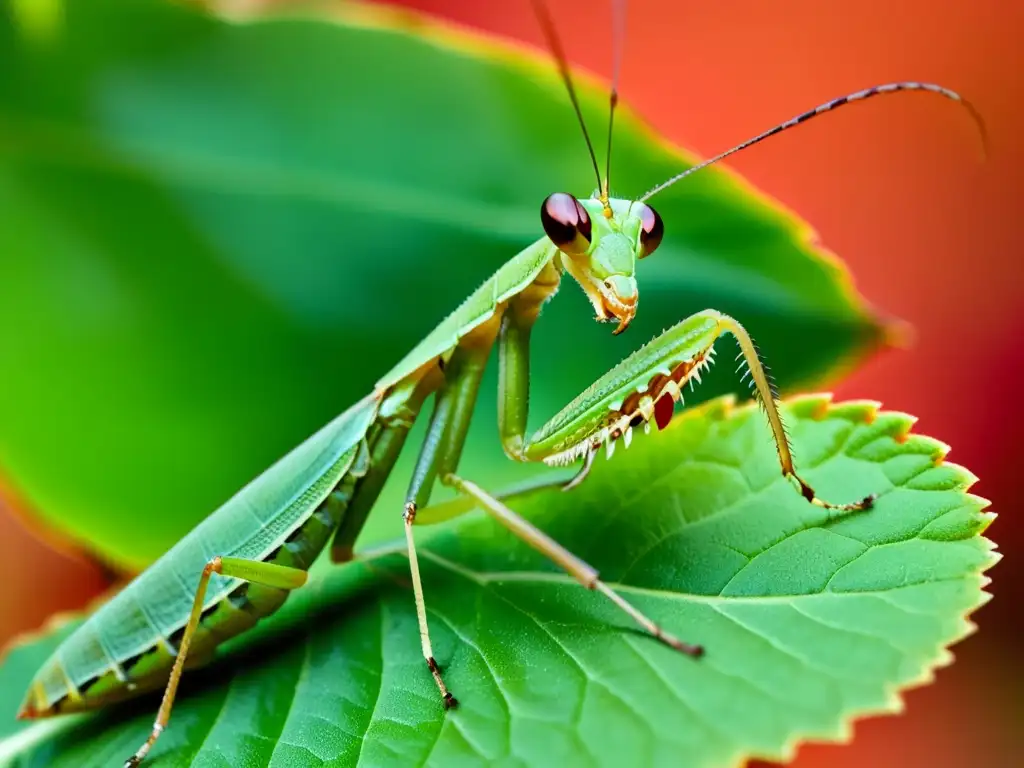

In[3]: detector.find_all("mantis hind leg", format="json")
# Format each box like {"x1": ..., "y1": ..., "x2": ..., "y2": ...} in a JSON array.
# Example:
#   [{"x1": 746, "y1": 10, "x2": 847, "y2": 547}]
[
  {"x1": 124, "y1": 558, "x2": 306, "y2": 768},
  {"x1": 442, "y1": 472, "x2": 703, "y2": 656}
]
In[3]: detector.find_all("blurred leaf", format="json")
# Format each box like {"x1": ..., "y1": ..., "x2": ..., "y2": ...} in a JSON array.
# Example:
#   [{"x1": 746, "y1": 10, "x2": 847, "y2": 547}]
[
  {"x1": 0, "y1": 0, "x2": 888, "y2": 570},
  {"x1": 0, "y1": 397, "x2": 995, "y2": 766},
  {"x1": 6, "y1": 0, "x2": 63, "y2": 43}
]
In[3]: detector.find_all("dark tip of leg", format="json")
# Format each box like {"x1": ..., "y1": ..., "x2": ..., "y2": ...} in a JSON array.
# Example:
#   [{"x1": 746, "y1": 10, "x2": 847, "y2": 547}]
[
  {"x1": 125, "y1": 758, "x2": 141, "y2": 768},
  {"x1": 798, "y1": 479, "x2": 815, "y2": 503},
  {"x1": 669, "y1": 638, "x2": 703, "y2": 658},
  {"x1": 861, "y1": 493, "x2": 877, "y2": 510},
  {"x1": 656, "y1": 630, "x2": 703, "y2": 658},
  {"x1": 443, "y1": 692, "x2": 459, "y2": 710}
]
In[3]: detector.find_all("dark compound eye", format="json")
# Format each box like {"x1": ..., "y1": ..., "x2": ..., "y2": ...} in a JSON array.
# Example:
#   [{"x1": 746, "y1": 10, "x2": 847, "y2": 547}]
[
  {"x1": 635, "y1": 202, "x2": 664, "y2": 258},
  {"x1": 540, "y1": 192, "x2": 592, "y2": 255}
]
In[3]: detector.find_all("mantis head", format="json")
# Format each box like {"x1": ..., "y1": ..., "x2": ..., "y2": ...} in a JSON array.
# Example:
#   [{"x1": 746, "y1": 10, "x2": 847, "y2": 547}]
[
  {"x1": 540, "y1": 193, "x2": 664, "y2": 335},
  {"x1": 529, "y1": 0, "x2": 984, "y2": 338}
]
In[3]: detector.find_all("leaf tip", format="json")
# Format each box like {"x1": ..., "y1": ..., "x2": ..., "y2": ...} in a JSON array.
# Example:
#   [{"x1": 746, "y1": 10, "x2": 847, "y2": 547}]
[
  {"x1": 786, "y1": 392, "x2": 834, "y2": 420},
  {"x1": 879, "y1": 316, "x2": 916, "y2": 350}
]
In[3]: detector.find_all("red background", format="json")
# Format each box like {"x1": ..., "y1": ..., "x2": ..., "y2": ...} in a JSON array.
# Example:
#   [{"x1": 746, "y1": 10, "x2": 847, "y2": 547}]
[{"x1": 1, "y1": 0, "x2": 1019, "y2": 764}]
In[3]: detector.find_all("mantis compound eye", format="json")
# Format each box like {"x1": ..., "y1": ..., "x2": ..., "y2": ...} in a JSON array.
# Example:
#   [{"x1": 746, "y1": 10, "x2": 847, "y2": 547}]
[
  {"x1": 635, "y1": 202, "x2": 664, "y2": 258},
  {"x1": 541, "y1": 192, "x2": 592, "y2": 255}
]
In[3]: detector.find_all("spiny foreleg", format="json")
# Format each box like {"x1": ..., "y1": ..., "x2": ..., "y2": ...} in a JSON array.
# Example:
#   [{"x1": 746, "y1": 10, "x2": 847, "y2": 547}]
[
  {"x1": 511, "y1": 309, "x2": 873, "y2": 513},
  {"x1": 720, "y1": 314, "x2": 875, "y2": 514}
]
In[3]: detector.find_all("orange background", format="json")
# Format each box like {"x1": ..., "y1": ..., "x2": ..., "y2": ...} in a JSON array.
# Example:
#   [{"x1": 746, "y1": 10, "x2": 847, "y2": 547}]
[{"x1": 1, "y1": 0, "x2": 1020, "y2": 764}]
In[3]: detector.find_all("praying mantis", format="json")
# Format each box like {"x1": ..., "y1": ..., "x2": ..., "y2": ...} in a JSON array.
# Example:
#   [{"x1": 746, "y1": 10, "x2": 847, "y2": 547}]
[{"x1": 14, "y1": 3, "x2": 986, "y2": 767}]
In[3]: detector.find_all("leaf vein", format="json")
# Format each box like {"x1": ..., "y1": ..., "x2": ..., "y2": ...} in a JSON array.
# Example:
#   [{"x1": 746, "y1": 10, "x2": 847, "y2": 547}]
[{"x1": 352, "y1": 596, "x2": 388, "y2": 768}]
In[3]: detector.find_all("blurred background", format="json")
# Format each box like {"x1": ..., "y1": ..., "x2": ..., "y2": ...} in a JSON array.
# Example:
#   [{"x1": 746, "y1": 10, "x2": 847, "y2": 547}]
[{"x1": 0, "y1": 0, "x2": 1019, "y2": 765}]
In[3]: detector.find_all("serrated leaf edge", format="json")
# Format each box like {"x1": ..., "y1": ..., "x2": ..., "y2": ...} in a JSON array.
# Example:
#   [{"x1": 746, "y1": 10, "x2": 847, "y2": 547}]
[
  {"x1": 0, "y1": 396, "x2": 998, "y2": 767},
  {"x1": 688, "y1": 394, "x2": 998, "y2": 766}
]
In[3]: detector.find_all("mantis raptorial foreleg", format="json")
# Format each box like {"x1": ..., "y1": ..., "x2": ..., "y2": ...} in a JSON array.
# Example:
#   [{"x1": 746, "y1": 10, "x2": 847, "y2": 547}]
[
  {"x1": 715, "y1": 314, "x2": 875, "y2": 513},
  {"x1": 125, "y1": 558, "x2": 307, "y2": 767},
  {"x1": 500, "y1": 306, "x2": 874, "y2": 513}
]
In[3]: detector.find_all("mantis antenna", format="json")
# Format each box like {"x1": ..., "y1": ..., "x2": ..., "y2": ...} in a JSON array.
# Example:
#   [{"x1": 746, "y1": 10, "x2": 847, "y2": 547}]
[
  {"x1": 529, "y1": 0, "x2": 605, "y2": 211},
  {"x1": 641, "y1": 82, "x2": 988, "y2": 202},
  {"x1": 603, "y1": 0, "x2": 627, "y2": 209}
]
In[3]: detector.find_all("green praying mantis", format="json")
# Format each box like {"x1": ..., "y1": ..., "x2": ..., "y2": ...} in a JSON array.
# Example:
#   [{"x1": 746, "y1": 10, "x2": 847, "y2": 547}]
[{"x1": 15, "y1": 3, "x2": 985, "y2": 766}]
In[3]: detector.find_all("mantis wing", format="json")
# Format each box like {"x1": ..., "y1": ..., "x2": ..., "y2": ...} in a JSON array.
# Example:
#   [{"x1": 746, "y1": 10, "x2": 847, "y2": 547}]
[{"x1": 24, "y1": 393, "x2": 380, "y2": 713}]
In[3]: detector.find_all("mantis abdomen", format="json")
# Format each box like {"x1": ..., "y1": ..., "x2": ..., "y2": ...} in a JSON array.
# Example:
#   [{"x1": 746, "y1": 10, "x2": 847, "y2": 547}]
[{"x1": 22, "y1": 396, "x2": 383, "y2": 716}]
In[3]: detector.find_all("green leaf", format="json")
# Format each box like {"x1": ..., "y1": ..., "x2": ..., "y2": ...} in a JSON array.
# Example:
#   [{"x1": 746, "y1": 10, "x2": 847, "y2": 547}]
[
  {"x1": 0, "y1": 0, "x2": 889, "y2": 570},
  {"x1": 0, "y1": 397, "x2": 995, "y2": 767}
]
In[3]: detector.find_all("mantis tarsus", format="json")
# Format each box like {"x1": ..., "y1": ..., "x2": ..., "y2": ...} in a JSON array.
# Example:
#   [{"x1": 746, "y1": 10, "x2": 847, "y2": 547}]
[{"x1": 16, "y1": 3, "x2": 985, "y2": 766}]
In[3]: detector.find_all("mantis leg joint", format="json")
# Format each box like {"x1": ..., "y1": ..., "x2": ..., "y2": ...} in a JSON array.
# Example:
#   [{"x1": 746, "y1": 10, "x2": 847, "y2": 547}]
[
  {"x1": 788, "y1": 472, "x2": 876, "y2": 514},
  {"x1": 426, "y1": 657, "x2": 459, "y2": 709},
  {"x1": 403, "y1": 502, "x2": 417, "y2": 524}
]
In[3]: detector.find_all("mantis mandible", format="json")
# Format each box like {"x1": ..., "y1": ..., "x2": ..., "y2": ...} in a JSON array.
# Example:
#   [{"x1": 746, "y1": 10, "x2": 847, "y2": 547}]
[{"x1": 16, "y1": 2, "x2": 985, "y2": 766}]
